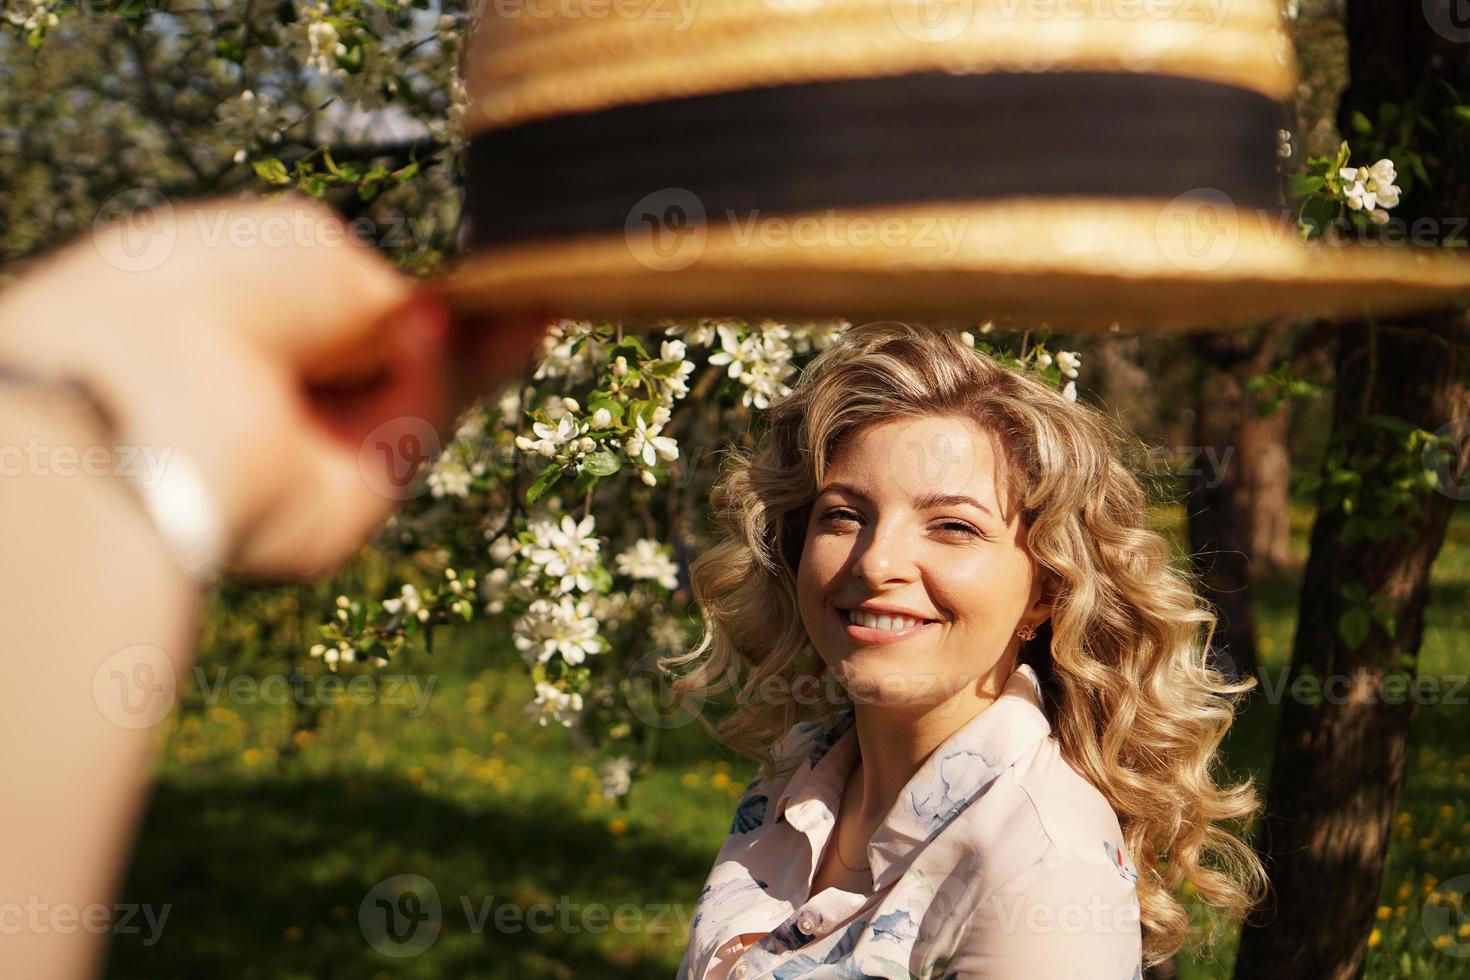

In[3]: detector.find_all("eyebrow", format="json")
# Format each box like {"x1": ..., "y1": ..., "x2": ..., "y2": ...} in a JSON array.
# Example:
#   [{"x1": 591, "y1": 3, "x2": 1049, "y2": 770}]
[{"x1": 819, "y1": 481, "x2": 996, "y2": 519}]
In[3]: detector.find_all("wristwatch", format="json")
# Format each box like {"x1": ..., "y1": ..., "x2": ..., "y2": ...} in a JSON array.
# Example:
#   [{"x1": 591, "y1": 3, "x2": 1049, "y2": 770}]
[{"x1": 0, "y1": 360, "x2": 228, "y2": 584}]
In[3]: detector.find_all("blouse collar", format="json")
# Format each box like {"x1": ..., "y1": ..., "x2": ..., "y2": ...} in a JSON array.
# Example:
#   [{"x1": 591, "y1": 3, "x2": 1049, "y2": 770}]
[{"x1": 770, "y1": 662, "x2": 1053, "y2": 891}]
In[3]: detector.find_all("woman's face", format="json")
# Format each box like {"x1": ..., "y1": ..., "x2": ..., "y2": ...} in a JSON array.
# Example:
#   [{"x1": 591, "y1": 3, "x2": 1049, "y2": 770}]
[{"x1": 796, "y1": 413, "x2": 1051, "y2": 709}]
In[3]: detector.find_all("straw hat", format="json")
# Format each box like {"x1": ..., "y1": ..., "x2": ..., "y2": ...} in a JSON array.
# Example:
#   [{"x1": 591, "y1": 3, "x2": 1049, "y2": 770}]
[{"x1": 436, "y1": 0, "x2": 1470, "y2": 332}]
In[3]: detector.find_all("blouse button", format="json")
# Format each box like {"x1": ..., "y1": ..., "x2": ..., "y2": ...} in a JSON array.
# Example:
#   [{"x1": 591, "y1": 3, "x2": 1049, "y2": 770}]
[
  {"x1": 733, "y1": 963, "x2": 750, "y2": 978},
  {"x1": 796, "y1": 915, "x2": 815, "y2": 935}
]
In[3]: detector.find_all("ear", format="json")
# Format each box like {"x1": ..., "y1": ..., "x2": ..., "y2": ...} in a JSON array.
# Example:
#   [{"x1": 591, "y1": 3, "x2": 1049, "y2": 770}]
[{"x1": 1023, "y1": 567, "x2": 1058, "y2": 631}]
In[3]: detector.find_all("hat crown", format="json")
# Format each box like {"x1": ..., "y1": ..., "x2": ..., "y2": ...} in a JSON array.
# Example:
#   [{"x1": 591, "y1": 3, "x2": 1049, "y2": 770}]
[{"x1": 463, "y1": 0, "x2": 1297, "y2": 133}]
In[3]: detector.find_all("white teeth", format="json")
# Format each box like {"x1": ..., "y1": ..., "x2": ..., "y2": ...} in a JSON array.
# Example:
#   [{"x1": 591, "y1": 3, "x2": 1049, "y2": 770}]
[{"x1": 847, "y1": 609, "x2": 930, "y2": 631}]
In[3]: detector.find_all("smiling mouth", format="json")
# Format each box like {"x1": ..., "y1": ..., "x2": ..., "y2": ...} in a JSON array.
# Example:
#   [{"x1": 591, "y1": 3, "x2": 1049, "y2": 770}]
[{"x1": 838, "y1": 607, "x2": 940, "y2": 633}]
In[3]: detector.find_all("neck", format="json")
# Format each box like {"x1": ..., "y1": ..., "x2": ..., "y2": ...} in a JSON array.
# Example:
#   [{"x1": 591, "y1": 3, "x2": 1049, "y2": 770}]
[{"x1": 843, "y1": 654, "x2": 1016, "y2": 828}]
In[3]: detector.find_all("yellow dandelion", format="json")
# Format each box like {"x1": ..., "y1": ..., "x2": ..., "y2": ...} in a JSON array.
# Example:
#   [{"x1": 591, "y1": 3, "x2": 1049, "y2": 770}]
[
  {"x1": 493, "y1": 732, "x2": 510, "y2": 746},
  {"x1": 1367, "y1": 928, "x2": 1380, "y2": 948},
  {"x1": 609, "y1": 818, "x2": 629, "y2": 835},
  {"x1": 586, "y1": 793, "x2": 603, "y2": 807},
  {"x1": 1434, "y1": 935, "x2": 1454, "y2": 950},
  {"x1": 1376, "y1": 906, "x2": 1390, "y2": 920},
  {"x1": 284, "y1": 926, "x2": 304, "y2": 942},
  {"x1": 493, "y1": 776, "x2": 509, "y2": 792},
  {"x1": 711, "y1": 772, "x2": 731, "y2": 790},
  {"x1": 292, "y1": 730, "x2": 315, "y2": 748},
  {"x1": 407, "y1": 766, "x2": 425, "y2": 783},
  {"x1": 1397, "y1": 881, "x2": 1413, "y2": 901},
  {"x1": 682, "y1": 773, "x2": 700, "y2": 788},
  {"x1": 241, "y1": 748, "x2": 262, "y2": 767},
  {"x1": 1441, "y1": 805, "x2": 1455, "y2": 818},
  {"x1": 1459, "y1": 923, "x2": 1470, "y2": 938}
]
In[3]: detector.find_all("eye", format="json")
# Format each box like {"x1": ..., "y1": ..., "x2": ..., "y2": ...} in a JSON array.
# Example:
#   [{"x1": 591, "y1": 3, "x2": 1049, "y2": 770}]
[{"x1": 819, "y1": 508, "x2": 984, "y2": 540}]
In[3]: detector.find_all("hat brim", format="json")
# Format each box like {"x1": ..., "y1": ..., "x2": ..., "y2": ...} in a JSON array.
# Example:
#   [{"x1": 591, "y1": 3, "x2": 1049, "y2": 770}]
[{"x1": 436, "y1": 199, "x2": 1470, "y2": 332}]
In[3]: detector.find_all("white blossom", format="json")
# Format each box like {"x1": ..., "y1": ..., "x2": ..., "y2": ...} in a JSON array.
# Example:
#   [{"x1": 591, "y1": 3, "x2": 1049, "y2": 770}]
[
  {"x1": 1339, "y1": 159, "x2": 1401, "y2": 225},
  {"x1": 708, "y1": 323, "x2": 798, "y2": 410},
  {"x1": 382, "y1": 583, "x2": 429, "y2": 623},
  {"x1": 625, "y1": 414, "x2": 679, "y2": 468},
  {"x1": 527, "y1": 681, "x2": 585, "y2": 727},
  {"x1": 533, "y1": 320, "x2": 600, "y2": 384},
  {"x1": 525, "y1": 514, "x2": 602, "y2": 594},
  {"x1": 427, "y1": 452, "x2": 474, "y2": 498},
  {"x1": 216, "y1": 90, "x2": 286, "y2": 158},
  {"x1": 614, "y1": 539, "x2": 680, "y2": 590},
  {"x1": 513, "y1": 595, "x2": 604, "y2": 666},
  {"x1": 4, "y1": 0, "x2": 59, "y2": 33},
  {"x1": 1062, "y1": 381, "x2": 1078, "y2": 403},
  {"x1": 1056, "y1": 350, "x2": 1081, "y2": 379},
  {"x1": 599, "y1": 755, "x2": 635, "y2": 800}
]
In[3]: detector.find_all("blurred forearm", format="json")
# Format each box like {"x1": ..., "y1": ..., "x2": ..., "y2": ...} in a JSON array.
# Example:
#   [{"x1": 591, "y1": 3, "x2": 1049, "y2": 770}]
[{"x1": 0, "y1": 388, "x2": 199, "y2": 979}]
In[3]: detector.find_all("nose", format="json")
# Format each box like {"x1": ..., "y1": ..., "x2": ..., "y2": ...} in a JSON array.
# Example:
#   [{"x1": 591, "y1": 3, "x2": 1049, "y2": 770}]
[{"x1": 849, "y1": 519, "x2": 919, "y2": 589}]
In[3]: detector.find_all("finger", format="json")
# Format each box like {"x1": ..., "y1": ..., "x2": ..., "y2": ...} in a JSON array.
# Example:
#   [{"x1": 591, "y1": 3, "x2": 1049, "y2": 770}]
[
  {"x1": 231, "y1": 307, "x2": 452, "y2": 581},
  {"x1": 442, "y1": 307, "x2": 556, "y2": 414},
  {"x1": 132, "y1": 192, "x2": 417, "y2": 368},
  {"x1": 304, "y1": 292, "x2": 455, "y2": 445}
]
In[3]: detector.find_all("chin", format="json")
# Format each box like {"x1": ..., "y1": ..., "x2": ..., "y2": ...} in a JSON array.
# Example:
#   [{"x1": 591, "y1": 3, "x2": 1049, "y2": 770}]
[{"x1": 833, "y1": 659, "x2": 955, "y2": 708}]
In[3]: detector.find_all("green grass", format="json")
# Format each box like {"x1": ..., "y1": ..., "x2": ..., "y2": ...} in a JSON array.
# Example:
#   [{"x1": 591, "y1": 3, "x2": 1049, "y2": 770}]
[{"x1": 106, "y1": 506, "x2": 1470, "y2": 979}]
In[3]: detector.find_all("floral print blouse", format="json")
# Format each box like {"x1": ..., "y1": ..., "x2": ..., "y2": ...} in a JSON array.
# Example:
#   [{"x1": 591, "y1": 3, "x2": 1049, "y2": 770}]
[{"x1": 676, "y1": 663, "x2": 1144, "y2": 979}]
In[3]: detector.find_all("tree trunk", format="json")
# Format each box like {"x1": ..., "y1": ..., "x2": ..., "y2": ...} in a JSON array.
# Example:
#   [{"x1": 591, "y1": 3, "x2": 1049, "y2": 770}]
[
  {"x1": 1232, "y1": 5, "x2": 1470, "y2": 974},
  {"x1": 1185, "y1": 347, "x2": 1259, "y2": 684},
  {"x1": 1183, "y1": 323, "x2": 1295, "y2": 684},
  {"x1": 1231, "y1": 310, "x2": 1469, "y2": 980}
]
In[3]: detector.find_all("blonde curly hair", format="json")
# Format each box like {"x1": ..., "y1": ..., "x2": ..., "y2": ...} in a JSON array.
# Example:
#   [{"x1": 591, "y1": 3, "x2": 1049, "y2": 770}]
[{"x1": 661, "y1": 320, "x2": 1268, "y2": 967}]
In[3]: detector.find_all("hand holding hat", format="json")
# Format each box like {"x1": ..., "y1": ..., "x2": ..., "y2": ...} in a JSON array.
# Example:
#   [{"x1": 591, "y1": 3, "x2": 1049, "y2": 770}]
[{"x1": 0, "y1": 193, "x2": 550, "y2": 581}]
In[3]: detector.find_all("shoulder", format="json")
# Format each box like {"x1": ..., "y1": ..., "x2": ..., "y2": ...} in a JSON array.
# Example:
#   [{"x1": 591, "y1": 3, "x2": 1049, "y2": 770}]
[
  {"x1": 1010, "y1": 735, "x2": 1139, "y2": 882},
  {"x1": 943, "y1": 735, "x2": 1142, "y2": 977}
]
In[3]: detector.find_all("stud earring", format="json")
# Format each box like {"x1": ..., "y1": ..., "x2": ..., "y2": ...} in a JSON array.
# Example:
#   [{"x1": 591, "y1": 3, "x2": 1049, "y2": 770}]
[{"x1": 1016, "y1": 624, "x2": 1038, "y2": 642}]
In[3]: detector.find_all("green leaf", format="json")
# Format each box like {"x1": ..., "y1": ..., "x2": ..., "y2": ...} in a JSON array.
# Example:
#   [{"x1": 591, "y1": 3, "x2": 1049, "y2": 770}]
[
  {"x1": 1338, "y1": 608, "x2": 1371, "y2": 650},
  {"x1": 252, "y1": 158, "x2": 290, "y2": 184},
  {"x1": 216, "y1": 37, "x2": 245, "y2": 62},
  {"x1": 1349, "y1": 110, "x2": 1373, "y2": 136},
  {"x1": 1286, "y1": 172, "x2": 1326, "y2": 198},
  {"x1": 526, "y1": 463, "x2": 564, "y2": 503},
  {"x1": 583, "y1": 450, "x2": 621, "y2": 477},
  {"x1": 1372, "y1": 609, "x2": 1398, "y2": 641}
]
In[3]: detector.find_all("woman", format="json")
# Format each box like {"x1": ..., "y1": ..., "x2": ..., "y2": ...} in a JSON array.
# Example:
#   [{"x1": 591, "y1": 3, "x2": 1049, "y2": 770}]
[{"x1": 667, "y1": 322, "x2": 1267, "y2": 978}]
